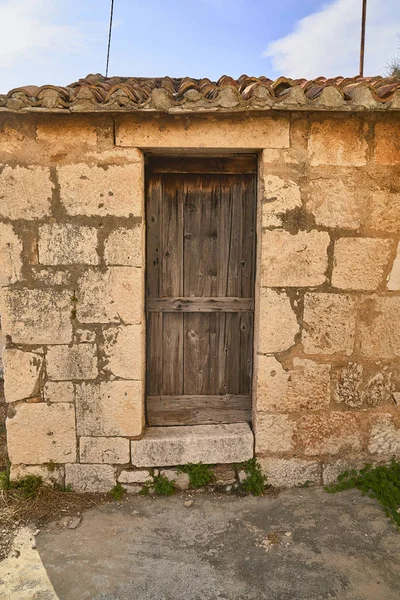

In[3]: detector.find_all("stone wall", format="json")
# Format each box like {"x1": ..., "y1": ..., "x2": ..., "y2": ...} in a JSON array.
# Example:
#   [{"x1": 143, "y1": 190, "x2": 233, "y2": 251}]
[
  {"x1": 255, "y1": 113, "x2": 400, "y2": 487},
  {"x1": 1, "y1": 110, "x2": 400, "y2": 490}
]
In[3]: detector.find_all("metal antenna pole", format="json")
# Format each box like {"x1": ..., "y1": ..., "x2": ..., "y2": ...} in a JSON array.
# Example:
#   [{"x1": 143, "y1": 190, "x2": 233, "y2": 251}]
[
  {"x1": 359, "y1": 0, "x2": 367, "y2": 76},
  {"x1": 105, "y1": 0, "x2": 115, "y2": 77}
]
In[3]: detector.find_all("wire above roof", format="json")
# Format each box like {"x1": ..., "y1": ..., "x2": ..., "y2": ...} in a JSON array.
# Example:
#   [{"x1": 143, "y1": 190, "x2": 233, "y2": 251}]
[{"x1": 2, "y1": 73, "x2": 400, "y2": 113}]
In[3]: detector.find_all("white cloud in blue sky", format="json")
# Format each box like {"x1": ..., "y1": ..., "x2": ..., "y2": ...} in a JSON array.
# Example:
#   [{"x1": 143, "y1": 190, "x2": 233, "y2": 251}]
[{"x1": 0, "y1": 0, "x2": 399, "y2": 92}]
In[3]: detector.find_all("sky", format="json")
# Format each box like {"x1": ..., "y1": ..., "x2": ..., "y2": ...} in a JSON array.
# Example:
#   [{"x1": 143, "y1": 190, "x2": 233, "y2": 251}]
[{"x1": 0, "y1": 0, "x2": 399, "y2": 93}]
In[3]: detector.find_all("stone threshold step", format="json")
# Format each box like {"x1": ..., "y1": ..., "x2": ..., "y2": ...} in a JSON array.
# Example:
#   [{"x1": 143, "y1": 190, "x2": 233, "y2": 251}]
[{"x1": 131, "y1": 423, "x2": 254, "y2": 467}]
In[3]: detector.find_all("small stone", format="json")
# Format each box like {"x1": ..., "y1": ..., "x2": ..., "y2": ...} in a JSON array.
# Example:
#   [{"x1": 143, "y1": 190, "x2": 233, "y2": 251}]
[
  {"x1": 68, "y1": 517, "x2": 82, "y2": 530},
  {"x1": 213, "y1": 465, "x2": 236, "y2": 485},
  {"x1": 184, "y1": 500, "x2": 194, "y2": 508},
  {"x1": 238, "y1": 470, "x2": 248, "y2": 483}
]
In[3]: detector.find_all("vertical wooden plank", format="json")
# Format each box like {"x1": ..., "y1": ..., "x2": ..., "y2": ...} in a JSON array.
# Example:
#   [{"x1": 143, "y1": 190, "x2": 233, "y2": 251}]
[
  {"x1": 162, "y1": 312, "x2": 184, "y2": 395},
  {"x1": 239, "y1": 312, "x2": 253, "y2": 394},
  {"x1": 146, "y1": 312, "x2": 163, "y2": 396},
  {"x1": 240, "y1": 174, "x2": 257, "y2": 298},
  {"x1": 226, "y1": 175, "x2": 243, "y2": 297},
  {"x1": 224, "y1": 313, "x2": 240, "y2": 394},
  {"x1": 146, "y1": 175, "x2": 161, "y2": 298},
  {"x1": 160, "y1": 174, "x2": 183, "y2": 297}
]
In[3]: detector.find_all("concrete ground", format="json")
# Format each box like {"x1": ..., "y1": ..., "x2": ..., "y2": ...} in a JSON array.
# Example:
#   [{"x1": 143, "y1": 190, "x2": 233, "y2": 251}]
[{"x1": 3, "y1": 488, "x2": 400, "y2": 600}]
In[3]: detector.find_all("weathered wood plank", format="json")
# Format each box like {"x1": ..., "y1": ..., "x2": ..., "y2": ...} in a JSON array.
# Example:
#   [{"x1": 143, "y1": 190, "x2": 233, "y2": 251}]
[
  {"x1": 146, "y1": 297, "x2": 254, "y2": 312},
  {"x1": 145, "y1": 175, "x2": 161, "y2": 298},
  {"x1": 147, "y1": 156, "x2": 257, "y2": 174},
  {"x1": 160, "y1": 175, "x2": 183, "y2": 297},
  {"x1": 146, "y1": 312, "x2": 163, "y2": 396},
  {"x1": 147, "y1": 394, "x2": 251, "y2": 426},
  {"x1": 162, "y1": 312, "x2": 184, "y2": 395}
]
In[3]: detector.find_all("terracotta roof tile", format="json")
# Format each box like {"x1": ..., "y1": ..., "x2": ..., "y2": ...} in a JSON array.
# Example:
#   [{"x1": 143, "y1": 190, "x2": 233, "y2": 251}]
[{"x1": 1, "y1": 74, "x2": 400, "y2": 113}]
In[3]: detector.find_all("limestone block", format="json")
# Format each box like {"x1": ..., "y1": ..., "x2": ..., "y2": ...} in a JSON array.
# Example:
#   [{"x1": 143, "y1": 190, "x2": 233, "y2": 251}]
[
  {"x1": 262, "y1": 175, "x2": 301, "y2": 227},
  {"x1": 261, "y1": 230, "x2": 329, "y2": 287},
  {"x1": 374, "y1": 119, "x2": 400, "y2": 164},
  {"x1": 369, "y1": 190, "x2": 400, "y2": 235},
  {"x1": 3, "y1": 349, "x2": 43, "y2": 403},
  {"x1": 300, "y1": 413, "x2": 362, "y2": 456},
  {"x1": 80, "y1": 437, "x2": 130, "y2": 464},
  {"x1": 65, "y1": 464, "x2": 116, "y2": 493},
  {"x1": 38, "y1": 224, "x2": 99, "y2": 265},
  {"x1": 0, "y1": 223, "x2": 22, "y2": 286},
  {"x1": 332, "y1": 238, "x2": 393, "y2": 291},
  {"x1": 302, "y1": 293, "x2": 356, "y2": 355},
  {"x1": 258, "y1": 289, "x2": 299, "y2": 353},
  {"x1": 322, "y1": 458, "x2": 368, "y2": 485},
  {"x1": 58, "y1": 163, "x2": 143, "y2": 217},
  {"x1": 104, "y1": 226, "x2": 142, "y2": 266},
  {"x1": 368, "y1": 414, "x2": 400, "y2": 455},
  {"x1": 1, "y1": 289, "x2": 73, "y2": 344},
  {"x1": 116, "y1": 115, "x2": 290, "y2": 149},
  {"x1": 130, "y1": 424, "x2": 253, "y2": 467},
  {"x1": 75, "y1": 329, "x2": 97, "y2": 343},
  {"x1": 76, "y1": 380, "x2": 143, "y2": 437},
  {"x1": 10, "y1": 464, "x2": 65, "y2": 487},
  {"x1": 254, "y1": 414, "x2": 296, "y2": 454},
  {"x1": 103, "y1": 325, "x2": 142, "y2": 379},
  {"x1": 77, "y1": 267, "x2": 143, "y2": 324},
  {"x1": 31, "y1": 268, "x2": 72, "y2": 286},
  {"x1": 307, "y1": 177, "x2": 361, "y2": 229},
  {"x1": 117, "y1": 470, "x2": 153, "y2": 484},
  {"x1": 44, "y1": 381, "x2": 75, "y2": 403},
  {"x1": 387, "y1": 243, "x2": 400, "y2": 290},
  {"x1": 0, "y1": 165, "x2": 53, "y2": 219},
  {"x1": 46, "y1": 343, "x2": 98, "y2": 380},
  {"x1": 160, "y1": 469, "x2": 190, "y2": 490},
  {"x1": 256, "y1": 356, "x2": 331, "y2": 412},
  {"x1": 259, "y1": 457, "x2": 320, "y2": 487},
  {"x1": 36, "y1": 119, "x2": 97, "y2": 147},
  {"x1": 7, "y1": 403, "x2": 76, "y2": 464},
  {"x1": 359, "y1": 296, "x2": 400, "y2": 358},
  {"x1": 308, "y1": 119, "x2": 367, "y2": 166}
]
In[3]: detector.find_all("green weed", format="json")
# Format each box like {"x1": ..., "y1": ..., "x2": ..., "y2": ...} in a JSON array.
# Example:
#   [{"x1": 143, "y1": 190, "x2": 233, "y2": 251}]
[
  {"x1": 14, "y1": 475, "x2": 43, "y2": 499},
  {"x1": 110, "y1": 482, "x2": 126, "y2": 501},
  {"x1": 325, "y1": 459, "x2": 400, "y2": 529},
  {"x1": 178, "y1": 463, "x2": 213, "y2": 489},
  {"x1": 153, "y1": 474, "x2": 176, "y2": 496},
  {"x1": 237, "y1": 458, "x2": 267, "y2": 496}
]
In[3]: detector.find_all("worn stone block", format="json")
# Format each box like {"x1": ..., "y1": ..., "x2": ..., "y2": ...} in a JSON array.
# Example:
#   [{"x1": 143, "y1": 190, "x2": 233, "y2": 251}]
[
  {"x1": 387, "y1": 242, "x2": 400, "y2": 290},
  {"x1": 77, "y1": 267, "x2": 143, "y2": 324},
  {"x1": 30, "y1": 268, "x2": 72, "y2": 287},
  {"x1": 116, "y1": 115, "x2": 290, "y2": 149},
  {"x1": 65, "y1": 464, "x2": 116, "y2": 493},
  {"x1": 369, "y1": 190, "x2": 400, "y2": 235},
  {"x1": 160, "y1": 469, "x2": 190, "y2": 490},
  {"x1": 261, "y1": 230, "x2": 329, "y2": 287},
  {"x1": 256, "y1": 356, "x2": 331, "y2": 412},
  {"x1": 10, "y1": 464, "x2": 65, "y2": 487},
  {"x1": 258, "y1": 289, "x2": 299, "y2": 353},
  {"x1": 118, "y1": 470, "x2": 153, "y2": 484},
  {"x1": 259, "y1": 457, "x2": 320, "y2": 487},
  {"x1": 44, "y1": 381, "x2": 75, "y2": 403},
  {"x1": 38, "y1": 224, "x2": 99, "y2": 265},
  {"x1": 322, "y1": 458, "x2": 367, "y2": 485},
  {"x1": 307, "y1": 177, "x2": 361, "y2": 229},
  {"x1": 1, "y1": 289, "x2": 73, "y2": 344},
  {"x1": 374, "y1": 119, "x2": 400, "y2": 164},
  {"x1": 76, "y1": 380, "x2": 143, "y2": 437},
  {"x1": 334, "y1": 363, "x2": 394, "y2": 409},
  {"x1": 262, "y1": 174, "x2": 301, "y2": 227},
  {"x1": 302, "y1": 293, "x2": 356, "y2": 355},
  {"x1": 0, "y1": 165, "x2": 53, "y2": 219},
  {"x1": 36, "y1": 119, "x2": 97, "y2": 147},
  {"x1": 7, "y1": 403, "x2": 76, "y2": 464},
  {"x1": 80, "y1": 437, "x2": 130, "y2": 464},
  {"x1": 309, "y1": 119, "x2": 367, "y2": 166},
  {"x1": 368, "y1": 414, "x2": 400, "y2": 455},
  {"x1": 255, "y1": 414, "x2": 296, "y2": 454},
  {"x1": 359, "y1": 296, "x2": 400, "y2": 358},
  {"x1": 104, "y1": 226, "x2": 142, "y2": 266},
  {"x1": 332, "y1": 238, "x2": 392, "y2": 291},
  {"x1": 130, "y1": 424, "x2": 253, "y2": 467},
  {"x1": 0, "y1": 223, "x2": 22, "y2": 286},
  {"x1": 103, "y1": 325, "x2": 142, "y2": 379},
  {"x1": 58, "y1": 163, "x2": 143, "y2": 217},
  {"x1": 300, "y1": 413, "x2": 362, "y2": 456},
  {"x1": 3, "y1": 349, "x2": 43, "y2": 403},
  {"x1": 46, "y1": 343, "x2": 98, "y2": 380}
]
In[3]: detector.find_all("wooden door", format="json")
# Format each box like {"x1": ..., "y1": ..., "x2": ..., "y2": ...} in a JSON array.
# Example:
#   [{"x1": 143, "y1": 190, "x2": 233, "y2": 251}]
[{"x1": 145, "y1": 156, "x2": 257, "y2": 426}]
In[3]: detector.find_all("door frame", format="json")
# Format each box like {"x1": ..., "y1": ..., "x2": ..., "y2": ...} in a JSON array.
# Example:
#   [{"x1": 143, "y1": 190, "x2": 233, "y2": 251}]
[{"x1": 143, "y1": 152, "x2": 261, "y2": 427}]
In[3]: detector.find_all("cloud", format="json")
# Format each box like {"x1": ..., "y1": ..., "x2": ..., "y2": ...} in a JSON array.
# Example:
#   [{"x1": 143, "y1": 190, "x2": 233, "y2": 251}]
[
  {"x1": 0, "y1": 0, "x2": 88, "y2": 71},
  {"x1": 264, "y1": 0, "x2": 400, "y2": 78}
]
